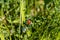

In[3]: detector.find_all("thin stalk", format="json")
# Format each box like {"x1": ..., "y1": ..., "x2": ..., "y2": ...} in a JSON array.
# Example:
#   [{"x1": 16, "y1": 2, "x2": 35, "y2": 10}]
[
  {"x1": 20, "y1": 0, "x2": 26, "y2": 26},
  {"x1": 19, "y1": 0, "x2": 26, "y2": 40}
]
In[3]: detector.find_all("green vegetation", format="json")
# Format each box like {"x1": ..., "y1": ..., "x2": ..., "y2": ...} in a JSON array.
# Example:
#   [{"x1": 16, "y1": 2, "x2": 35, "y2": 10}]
[{"x1": 0, "y1": 0, "x2": 60, "y2": 40}]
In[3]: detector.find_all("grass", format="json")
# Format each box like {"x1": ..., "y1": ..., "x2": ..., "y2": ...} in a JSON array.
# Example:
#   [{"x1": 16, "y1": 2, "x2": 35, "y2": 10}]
[{"x1": 0, "y1": 0, "x2": 60, "y2": 40}]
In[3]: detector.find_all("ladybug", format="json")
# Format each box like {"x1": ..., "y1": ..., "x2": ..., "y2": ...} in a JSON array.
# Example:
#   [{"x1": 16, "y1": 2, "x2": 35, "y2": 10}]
[{"x1": 27, "y1": 19, "x2": 31, "y2": 25}]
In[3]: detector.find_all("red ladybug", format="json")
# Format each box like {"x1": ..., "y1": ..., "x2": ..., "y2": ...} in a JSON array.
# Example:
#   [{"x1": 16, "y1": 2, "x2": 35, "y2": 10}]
[{"x1": 27, "y1": 19, "x2": 31, "y2": 25}]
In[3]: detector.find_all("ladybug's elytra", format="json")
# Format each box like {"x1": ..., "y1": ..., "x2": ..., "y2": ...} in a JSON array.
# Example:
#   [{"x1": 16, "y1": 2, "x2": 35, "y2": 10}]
[{"x1": 27, "y1": 19, "x2": 31, "y2": 25}]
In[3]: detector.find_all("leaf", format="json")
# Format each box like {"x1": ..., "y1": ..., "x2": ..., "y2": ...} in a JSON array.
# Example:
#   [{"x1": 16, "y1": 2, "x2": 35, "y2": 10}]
[
  {"x1": 26, "y1": 30, "x2": 31, "y2": 37},
  {"x1": 13, "y1": 19, "x2": 20, "y2": 23},
  {"x1": 56, "y1": 32, "x2": 60, "y2": 40},
  {"x1": 0, "y1": 33, "x2": 5, "y2": 40}
]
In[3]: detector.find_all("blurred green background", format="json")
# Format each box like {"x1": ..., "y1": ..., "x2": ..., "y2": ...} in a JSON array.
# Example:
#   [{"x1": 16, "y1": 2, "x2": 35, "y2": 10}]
[{"x1": 0, "y1": 0, "x2": 60, "y2": 40}]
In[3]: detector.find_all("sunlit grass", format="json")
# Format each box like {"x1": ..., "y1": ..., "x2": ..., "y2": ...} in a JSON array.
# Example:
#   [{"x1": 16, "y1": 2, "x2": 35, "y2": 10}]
[{"x1": 0, "y1": 0, "x2": 60, "y2": 40}]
